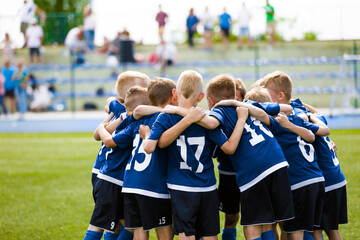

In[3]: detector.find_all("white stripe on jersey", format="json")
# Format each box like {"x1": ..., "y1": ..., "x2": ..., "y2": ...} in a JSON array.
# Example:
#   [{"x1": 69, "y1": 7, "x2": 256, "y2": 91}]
[
  {"x1": 290, "y1": 177, "x2": 325, "y2": 191},
  {"x1": 92, "y1": 168, "x2": 99, "y2": 174},
  {"x1": 167, "y1": 183, "x2": 217, "y2": 192},
  {"x1": 122, "y1": 187, "x2": 170, "y2": 199},
  {"x1": 239, "y1": 161, "x2": 289, "y2": 192},
  {"x1": 325, "y1": 179, "x2": 347, "y2": 192},
  {"x1": 97, "y1": 173, "x2": 124, "y2": 186},
  {"x1": 218, "y1": 169, "x2": 236, "y2": 175}
]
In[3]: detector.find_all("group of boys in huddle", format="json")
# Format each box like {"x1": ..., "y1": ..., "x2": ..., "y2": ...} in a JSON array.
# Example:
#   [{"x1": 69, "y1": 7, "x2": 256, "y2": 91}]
[{"x1": 83, "y1": 69, "x2": 347, "y2": 240}]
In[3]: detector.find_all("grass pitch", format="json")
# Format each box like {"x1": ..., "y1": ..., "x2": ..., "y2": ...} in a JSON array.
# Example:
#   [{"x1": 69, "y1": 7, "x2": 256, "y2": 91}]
[{"x1": 0, "y1": 130, "x2": 359, "y2": 239}]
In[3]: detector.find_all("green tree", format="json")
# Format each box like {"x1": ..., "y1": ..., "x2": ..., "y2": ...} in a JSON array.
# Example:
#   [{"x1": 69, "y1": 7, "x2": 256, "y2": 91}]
[{"x1": 35, "y1": 0, "x2": 88, "y2": 13}]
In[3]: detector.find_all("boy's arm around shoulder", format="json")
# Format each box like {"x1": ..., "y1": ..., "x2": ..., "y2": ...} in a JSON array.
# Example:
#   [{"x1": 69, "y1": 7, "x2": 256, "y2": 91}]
[
  {"x1": 94, "y1": 112, "x2": 114, "y2": 141},
  {"x1": 309, "y1": 113, "x2": 330, "y2": 136},
  {"x1": 140, "y1": 125, "x2": 158, "y2": 154},
  {"x1": 133, "y1": 105, "x2": 163, "y2": 120},
  {"x1": 96, "y1": 123, "x2": 117, "y2": 148},
  {"x1": 220, "y1": 107, "x2": 248, "y2": 155}
]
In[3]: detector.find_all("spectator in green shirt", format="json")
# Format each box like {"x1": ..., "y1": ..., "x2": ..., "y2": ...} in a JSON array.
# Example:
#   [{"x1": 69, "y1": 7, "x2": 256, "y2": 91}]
[{"x1": 264, "y1": 0, "x2": 275, "y2": 48}]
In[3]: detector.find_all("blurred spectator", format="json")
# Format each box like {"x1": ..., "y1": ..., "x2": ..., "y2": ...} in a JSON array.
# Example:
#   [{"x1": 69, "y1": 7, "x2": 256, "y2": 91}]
[
  {"x1": 1, "y1": 33, "x2": 15, "y2": 64},
  {"x1": 202, "y1": 6, "x2": 214, "y2": 51},
  {"x1": 155, "y1": 5, "x2": 168, "y2": 41},
  {"x1": 264, "y1": 0, "x2": 275, "y2": 48},
  {"x1": 19, "y1": 0, "x2": 46, "y2": 37},
  {"x1": 155, "y1": 40, "x2": 177, "y2": 76},
  {"x1": 186, "y1": 8, "x2": 199, "y2": 48},
  {"x1": 83, "y1": 4, "x2": 96, "y2": 52},
  {"x1": 15, "y1": 60, "x2": 30, "y2": 119},
  {"x1": 219, "y1": 7, "x2": 232, "y2": 49},
  {"x1": 0, "y1": 73, "x2": 8, "y2": 116},
  {"x1": 2, "y1": 58, "x2": 17, "y2": 113},
  {"x1": 25, "y1": 17, "x2": 43, "y2": 64},
  {"x1": 65, "y1": 26, "x2": 87, "y2": 64},
  {"x1": 30, "y1": 84, "x2": 52, "y2": 112},
  {"x1": 238, "y1": 2, "x2": 253, "y2": 48}
]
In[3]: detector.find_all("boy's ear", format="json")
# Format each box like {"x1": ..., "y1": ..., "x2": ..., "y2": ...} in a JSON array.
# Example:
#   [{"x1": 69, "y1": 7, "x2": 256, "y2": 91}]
[
  {"x1": 278, "y1": 92, "x2": 286, "y2": 101},
  {"x1": 207, "y1": 96, "x2": 215, "y2": 107},
  {"x1": 172, "y1": 88, "x2": 178, "y2": 100},
  {"x1": 197, "y1": 92, "x2": 205, "y2": 102}
]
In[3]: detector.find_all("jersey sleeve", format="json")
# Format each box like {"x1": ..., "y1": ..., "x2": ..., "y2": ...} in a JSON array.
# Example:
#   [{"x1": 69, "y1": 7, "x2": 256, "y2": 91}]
[
  {"x1": 247, "y1": 100, "x2": 280, "y2": 115},
  {"x1": 109, "y1": 100, "x2": 126, "y2": 116},
  {"x1": 148, "y1": 113, "x2": 169, "y2": 140},
  {"x1": 299, "y1": 117, "x2": 320, "y2": 134},
  {"x1": 209, "y1": 107, "x2": 226, "y2": 126},
  {"x1": 207, "y1": 127, "x2": 229, "y2": 148},
  {"x1": 112, "y1": 125, "x2": 133, "y2": 148},
  {"x1": 117, "y1": 113, "x2": 135, "y2": 131}
]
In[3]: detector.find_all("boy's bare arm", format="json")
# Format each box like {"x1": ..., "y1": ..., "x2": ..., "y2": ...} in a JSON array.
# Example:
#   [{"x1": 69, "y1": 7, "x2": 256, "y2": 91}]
[
  {"x1": 279, "y1": 104, "x2": 293, "y2": 115},
  {"x1": 220, "y1": 107, "x2": 248, "y2": 155},
  {"x1": 158, "y1": 107, "x2": 206, "y2": 148},
  {"x1": 105, "y1": 117, "x2": 122, "y2": 135},
  {"x1": 162, "y1": 105, "x2": 220, "y2": 130},
  {"x1": 302, "y1": 102, "x2": 319, "y2": 114},
  {"x1": 139, "y1": 125, "x2": 158, "y2": 154},
  {"x1": 275, "y1": 113, "x2": 315, "y2": 143},
  {"x1": 309, "y1": 113, "x2": 330, "y2": 136},
  {"x1": 97, "y1": 123, "x2": 117, "y2": 148},
  {"x1": 133, "y1": 105, "x2": 163, "y2": 120},
  {"x1": 94, "y1": 112, "x2": 114, "y2": 141},
  {"x1": 214, "y1": 100, "x2": 270, "y2": 126}
]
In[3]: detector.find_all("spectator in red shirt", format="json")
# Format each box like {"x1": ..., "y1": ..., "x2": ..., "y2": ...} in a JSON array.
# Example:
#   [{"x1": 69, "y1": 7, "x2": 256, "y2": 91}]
[{"x1": 155, "y1": 5, "x2": 168, "y2": 41}]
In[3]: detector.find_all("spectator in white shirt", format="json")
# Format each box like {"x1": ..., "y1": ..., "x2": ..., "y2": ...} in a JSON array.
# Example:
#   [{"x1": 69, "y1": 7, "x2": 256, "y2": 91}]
[
  {"x1": 25, "y1": 17, "x2": 43, "y2": 64},
  {"x1": 202, "y1": 6, "x2": 214, "y2": 51},
  {"x1": 19, "y1": 0, "x2": 46, "y2": 36},
  {"x1": 155, "y1": 40, "x2": 177, "y2": 76},
  {"x1": 238, "y1": 2, "x2": 253, "y2": 48}
]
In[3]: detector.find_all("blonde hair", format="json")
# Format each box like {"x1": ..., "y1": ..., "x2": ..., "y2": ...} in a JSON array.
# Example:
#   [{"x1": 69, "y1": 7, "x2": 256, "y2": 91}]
[
  {"x1": 262, "y1": 71, "x2": 292, "y2": 100},
  {"x1": 124, "y1": 86, "x2": 150, "y2": 112},
  {"x1": 206, "y1": 74, "x2": 236, "y2": 103},
  {"x1": 177, "y1": 70, "x2": 203, "y2": 99},
  {"x1": 249, "y1": 78, "x2": 265, "y2": 91},
  {"x1": 244, "y1": 86, "x2": 272, "y2": 103},
  {"x1": 116, "y1": 71, "x2": 150, "y2": 100},
  {"x1": 234, "y1": 78, "x2": 247, "y2": 101},
  {"x1": 148, "y1": 78, "x2": 176, "y2": 106}
]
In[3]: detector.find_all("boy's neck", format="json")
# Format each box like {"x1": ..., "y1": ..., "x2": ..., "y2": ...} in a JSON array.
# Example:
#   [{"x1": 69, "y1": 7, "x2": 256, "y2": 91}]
[{"x1": 179, "y1": 98, "x2": 197, "y2": 109}]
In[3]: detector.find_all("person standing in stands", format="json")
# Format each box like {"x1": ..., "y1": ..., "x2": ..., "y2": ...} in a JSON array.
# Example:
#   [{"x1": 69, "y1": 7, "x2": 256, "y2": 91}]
[
  {"x1": 186, "y1": 8, "x2": 199, "y2": 48},
  {"x1": 155, "y1": 5, "x2": 168, "y2": 41}
]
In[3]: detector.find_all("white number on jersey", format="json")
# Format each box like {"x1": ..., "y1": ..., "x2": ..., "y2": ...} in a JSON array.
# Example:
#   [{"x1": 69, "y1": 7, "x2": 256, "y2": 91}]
[
  {"x1": 105, "y1": 148, "x2": 113, "y2": 160},
  {"x1": 244, "y1": 117, "x2": 273, "y2": 146},
  {"x1": 323, "y1": 137, "x2": 339, "y2": 166},
  {"x1": 297, "y1": 136, "x2": 315, "y2": 162},
  {"x1": 98, "y1": 144, "x2": 106, "y2": 155},
  {"x1": 177, "y1": 135, "x2": 205, "y2": 173},
  {"x1": 126, "y1": 134, "x2": 152, "y2": 171}
]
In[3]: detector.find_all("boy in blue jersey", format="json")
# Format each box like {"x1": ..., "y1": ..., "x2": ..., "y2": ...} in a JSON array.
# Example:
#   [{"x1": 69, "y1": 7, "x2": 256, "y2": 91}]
[
  {"x1": 142, "y1": 70, "x2": 249, "y2": 240},
  {"x1": 83, "y1": 86, "x2": 150, "y2": 240},
  {"x1": 288, "y1": 100, "x2": 348, "y2": 240},
  {"x1": 260, "y1": 72, "x2": 332, "y2": 240},
  {"x1": 96, "y1": 78, "x2": 177, "y2": 240}
]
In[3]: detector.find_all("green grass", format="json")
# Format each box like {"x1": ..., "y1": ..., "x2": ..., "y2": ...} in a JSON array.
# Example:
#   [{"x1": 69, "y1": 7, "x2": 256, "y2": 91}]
[{"x1": 0, "y1": 130, "x2": 359, "y2": 239}]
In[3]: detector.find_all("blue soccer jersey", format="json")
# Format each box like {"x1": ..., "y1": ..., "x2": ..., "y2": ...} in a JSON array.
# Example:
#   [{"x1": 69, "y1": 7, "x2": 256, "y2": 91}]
[
  {"x1": 92, "y1": 100, "x2": 126, "y2": 174},
  {"x1": 97, "y1": 111, "x2": 131, "y2": 186},
  {"x1": 245, "y1": 100, "x2": 280, "y2": 116},
  {"x1": 209, "y1": 106, "x2": 288, "y2": 192},
  {"x1": 149, "y1": 113, "x2": 229, "y2": 192},
  {"x1": 268, "y1": 115, "x2": 325, "y2": 190},
  {"x1": 112, "y1": 113, "x2": 170, "y2": 198},
  {"x1": 290, "y1": 99, "x2": 347, "y2": 192}
]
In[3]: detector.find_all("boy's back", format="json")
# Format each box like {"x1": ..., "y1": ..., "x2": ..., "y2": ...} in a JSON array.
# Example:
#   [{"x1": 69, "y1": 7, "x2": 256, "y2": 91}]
[{"x1": 210, "y1": 105, "x2": 288, "y2": 192}]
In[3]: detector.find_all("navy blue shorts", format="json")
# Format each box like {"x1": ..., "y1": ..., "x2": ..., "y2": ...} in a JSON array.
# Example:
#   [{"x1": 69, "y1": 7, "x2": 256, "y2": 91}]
[
  {"x1": 170, "y1": 189, "x2": 220, "y2": 237},
  {"x1": 89, "y1": 179, "x2": 124, "y2": 232},
  {"x1": 218, "y1": 173, "x2": 240, "y2": 214}
]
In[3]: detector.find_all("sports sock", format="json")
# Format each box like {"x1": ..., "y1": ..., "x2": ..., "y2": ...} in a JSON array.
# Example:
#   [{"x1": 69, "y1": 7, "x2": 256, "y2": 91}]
[
  {"x1": 104, "y1": 232, "x2": 120, "y2": 240},
  {"x1": 303, "y1": 231, "x2": 315, "y2": 240},
  {"x1": 117, "y1": 224, "x2": 134, "y2": 240},
  {"x1": 222, "y1": 228, "x2": 237, "y2": 240},
  {"x1": 83, "y1": 230, "x2": 103, "y2": 240},
  {"x1": 261, "y1": 230, "x2": 276, "y2": 240}
]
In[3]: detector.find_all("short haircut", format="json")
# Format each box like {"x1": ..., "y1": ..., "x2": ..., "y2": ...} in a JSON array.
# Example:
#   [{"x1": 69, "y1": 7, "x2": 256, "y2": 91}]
[
  {"x1": 206, "y1": 74, "x2": 236, "y2": 102},
  {"x1": 116, "y1": 71, "x2": 150, "y2": 100},
  {"x1": 235, "y1": 78, "x2": 247, "y2": 101},
  {"x1": 124, "y1": 86, "x2": 150, "y2": 112},
  {"x1": 147, "y1": 77, "x2": 176, "y2": 106},
  {"x1": 249, "y1": 78, "x2": 265, "y2": 91},
  {"x1": 244, "y1": 86, "x2": 272, "y2": 103},
  {"x1": 262, "y1": 71, "x2": 292, "y2": 100},
  {"x1": 177, "y1": 70, "x2": 203, "y2": 99}
]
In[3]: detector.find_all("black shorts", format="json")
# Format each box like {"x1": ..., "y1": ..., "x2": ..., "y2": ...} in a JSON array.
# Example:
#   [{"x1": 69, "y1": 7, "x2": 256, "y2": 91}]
[
  {"x1": 30, "y1": 48, "x2": 40, "y2": 57},
  {"x1": 221, "y1": 27, "x2": 230, "y2": 37},
  {"x1": 240, "y1": 167, "x2": 294, "y2": 226},
  {"x1": 170, "y1": 189, "x2": 220, "y2": 237},
  {"x1": 89, "y1": 179, "x2": 124, "y2": 232},
  {"x1": 91, "y1": 173, "x2": 98, "y2": 203},
  {"x1": 283, "y1": 182, "x2": 325, "y2": 233},
  {"x1": 124, "y1": 193, "x2": 172, "y2": 231},
  {"x1": 317, "y1": 185, "x2": 348, "y2": 230},
  {"x1": 5, "y1": 90, "x2": 15, "y2": 98},
  {"x1": 218, "y1": 174, "x2": 240, "y2": 214}
]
